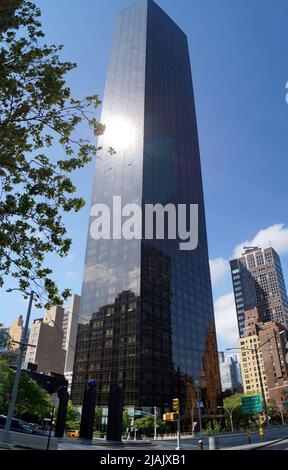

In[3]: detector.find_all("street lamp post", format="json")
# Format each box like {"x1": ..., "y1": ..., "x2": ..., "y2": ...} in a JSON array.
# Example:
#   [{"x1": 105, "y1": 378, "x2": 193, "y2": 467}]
[
  {"x1": 191, "y1": 406, "x2": 195, "y2": 437},
  {"x1": 253, "y1": 344, "x2": 270, "y2": 430},
  {"x1": 153, "y1": 406, "x2": 157, "y2": 441},
  {"x1": 0, "y1": 289, "x2": 34, "y2": 447},
  {"x1": 217, "y1": 406, "x2": 234, "y2": 433},
  {"x1": 46, "y1": 399, "x2": 56, "y2": 451},
  {"x1": 195, "y1": 381, "x2": 203, "y2": 436},
  {"x1": 176, "y1": 412, "x2": 181, "y2": 450}
]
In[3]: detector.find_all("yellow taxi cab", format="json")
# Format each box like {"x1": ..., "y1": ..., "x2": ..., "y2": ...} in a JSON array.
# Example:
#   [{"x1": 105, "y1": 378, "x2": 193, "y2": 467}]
[{"x1": 65, "y1": 428, "x2": 80, "y2": 437}]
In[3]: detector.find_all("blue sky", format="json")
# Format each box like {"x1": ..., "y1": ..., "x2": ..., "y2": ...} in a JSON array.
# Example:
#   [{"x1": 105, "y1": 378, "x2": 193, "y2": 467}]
[{"x1": 1, "y1": 0, "x2": 288, "y2": 353}]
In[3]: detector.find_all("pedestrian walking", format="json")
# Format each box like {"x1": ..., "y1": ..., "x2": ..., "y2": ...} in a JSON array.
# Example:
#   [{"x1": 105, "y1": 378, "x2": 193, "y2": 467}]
[{"x1": 259, "y1": 426, "x2": 264, "y2": 440}]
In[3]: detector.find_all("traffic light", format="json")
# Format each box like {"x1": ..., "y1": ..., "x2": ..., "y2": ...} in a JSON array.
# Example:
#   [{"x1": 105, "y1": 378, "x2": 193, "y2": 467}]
[
  {"x1": 163, "y1": 413, "x2": 178, "y2": 422},
  {"x1": 172, "y1": 398, "x2": 180, "y2": 413}
]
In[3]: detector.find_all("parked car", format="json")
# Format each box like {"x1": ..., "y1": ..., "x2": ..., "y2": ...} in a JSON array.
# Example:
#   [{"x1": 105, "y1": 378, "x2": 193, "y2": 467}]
[
  {"x1": 0, "y1": 415, "x2": 43, "y2": 435},
  {"x1": 29, "y1": 422, "x2": 44, "y2": 434}
]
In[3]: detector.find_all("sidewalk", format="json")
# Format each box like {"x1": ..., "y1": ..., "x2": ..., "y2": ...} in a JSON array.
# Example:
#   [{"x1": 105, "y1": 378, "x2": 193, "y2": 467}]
[
  {"x1": 164, "y1": 425, "x2": 288, "y2": 439},
  {"x1": 222, "y1": 436, "x2": 288, "y2": 450}
]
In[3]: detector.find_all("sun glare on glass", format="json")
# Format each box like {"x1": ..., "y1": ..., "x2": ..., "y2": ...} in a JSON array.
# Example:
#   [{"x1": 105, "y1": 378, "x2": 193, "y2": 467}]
[{"x1": 104, "y1": 116, "x2": 135, "y2": 151}]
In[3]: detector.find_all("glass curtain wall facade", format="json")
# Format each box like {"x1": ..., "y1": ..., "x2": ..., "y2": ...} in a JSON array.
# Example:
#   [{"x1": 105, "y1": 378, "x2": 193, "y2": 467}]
[{"x1": 72, "y1": 0, "x2": 221, "y2": 417}]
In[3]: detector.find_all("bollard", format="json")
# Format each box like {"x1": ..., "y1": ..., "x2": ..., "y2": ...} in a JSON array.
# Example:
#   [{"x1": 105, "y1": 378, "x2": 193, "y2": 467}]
[
  {"x1": 197, "y1": 439, "x2": 204, "y2": 450},
  {"x1": 208, "y1": 436, "x2": 219, "y2": 450}
]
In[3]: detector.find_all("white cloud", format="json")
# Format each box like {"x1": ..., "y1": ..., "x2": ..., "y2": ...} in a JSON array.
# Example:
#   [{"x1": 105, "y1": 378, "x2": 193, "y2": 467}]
[
  {"x1": 214, "y1": 292, "x2": 239, "y2": 346},
  {"x1": 233, "y1": 223, "x2": 288, "y2": 259},
  {"x1": 209, "y1": 258, "x2": 230, "y2": 285}
]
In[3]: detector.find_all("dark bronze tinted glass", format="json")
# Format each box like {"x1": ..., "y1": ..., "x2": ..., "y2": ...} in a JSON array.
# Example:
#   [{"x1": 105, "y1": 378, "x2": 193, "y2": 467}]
[{"x1": 71, "y1": 0, "x2": 222, "y2": 422}]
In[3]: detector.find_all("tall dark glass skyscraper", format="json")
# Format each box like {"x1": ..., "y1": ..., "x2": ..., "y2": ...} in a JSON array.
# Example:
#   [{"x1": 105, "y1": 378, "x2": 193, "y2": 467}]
[{"x1": 72, "y1": 0, "x2": 221, "y2": 421}]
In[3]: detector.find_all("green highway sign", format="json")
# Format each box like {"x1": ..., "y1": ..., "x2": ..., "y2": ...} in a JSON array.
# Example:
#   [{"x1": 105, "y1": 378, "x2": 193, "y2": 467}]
[
  {"x1": 241, "y1": 395, "x2": 262, "y2": 414},
  {"x1": 128, "y1": 411, "x2": 142, "y2": 417}
]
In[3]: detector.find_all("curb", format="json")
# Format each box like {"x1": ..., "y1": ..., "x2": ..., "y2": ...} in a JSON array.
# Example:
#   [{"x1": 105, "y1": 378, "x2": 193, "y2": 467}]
[
  {"x1": 248, "y1": 436, "x2": 288, "y2": 451},
  {"x1": 62, "y1": 438, "x2": 155, "y2": 448},
  {"x1": 220, "y1": 435, "x2": 288, "y2": 451},
  {"x1": 0, "y1": 443, "x2": 13, "y2": 450}
]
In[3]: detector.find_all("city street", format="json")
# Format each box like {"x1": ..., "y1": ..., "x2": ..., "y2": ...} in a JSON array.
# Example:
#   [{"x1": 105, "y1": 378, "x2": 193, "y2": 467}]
[{"x1": 58, "y1": 426, "x2": 288, "y2": 451}]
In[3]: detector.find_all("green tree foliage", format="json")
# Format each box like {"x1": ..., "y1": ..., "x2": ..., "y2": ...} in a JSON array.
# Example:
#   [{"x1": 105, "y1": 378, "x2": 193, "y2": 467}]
[
  {"x1": 223, "y1": 392, "x2": 243, "y2": 411},
  {"x1": 0, "y1": 356, "x2": 11, "y2": 412},
  {"x1": 134, "y1": 415, "x2": 154, "y2": 437},
  {"x1": 65, "y1": 401, "x2": 80, "y2": 431},
  {"x1": 94, "y1": 406, "x2": 103, "y2": 432},
  {"x1": 0, "y1": 357, "x2": 50, "y2": 421},
  {"x1": 0, "y1": 329, "x2": 9, "y2": 349},
  {"x1": 65, "y1": 400, "x2": 80, "y2": 422},
  {"x1": 122, "y1": 409, "x2": 132, "y2": 431},
  {"x1": 223, "y1": 393, "x2": 259, "y2": 430},
  {"x1": 12, "y1": 372, "x2": 51, "y2": 420},
  {"x1": 66, "y1": 420, "x2": 80, "y2": 431},
  {"x1": 0, "y1": 349, "x2": 18, "y2": 364},
  {"x1": 203, "y1": 419, "x2": 222, "y2": 435},
  {"x1": 0, "y1": 0, "x2": 107, "y2": 306},
  {"x1": 157, "y1": 420, "x2": 168, "y2": 435}
]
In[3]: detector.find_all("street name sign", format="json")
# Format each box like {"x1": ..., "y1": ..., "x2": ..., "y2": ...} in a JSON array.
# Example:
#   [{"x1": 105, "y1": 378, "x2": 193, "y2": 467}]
[
  {"x1": 128, "y1": 411, "x2": 142, "y2": 417},
  {"x1": 51, "y1": 392, "x2": 58, "y2": 407}
]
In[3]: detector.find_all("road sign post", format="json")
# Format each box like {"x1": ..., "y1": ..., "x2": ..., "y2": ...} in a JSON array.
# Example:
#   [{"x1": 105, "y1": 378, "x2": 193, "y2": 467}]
[
  {"x1": 46, "y1": 393, "x2": 58, "y2": 450},
  {"x1": 172, "y1": 398, "x2": 181, "y2": 450},
  {"x1": 154, "y1": 406, "x2": 157, "y2": 441}
]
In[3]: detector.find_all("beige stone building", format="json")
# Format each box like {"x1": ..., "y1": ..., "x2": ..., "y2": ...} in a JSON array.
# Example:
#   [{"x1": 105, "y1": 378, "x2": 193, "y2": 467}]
[
  {"x1": 24, "y1": 295, "x2": 80, "y2": 382},
  {"x1": 62, "y1": 294, "x2": 80, "y2": 391},
  {"x1": 25, "y1": 306, "x2": 66, "y2": 375},
  {"x1": 239, "y1": 334, "x2": 269, "y2": 401},
  {"x1": 239, "y1": 307, "x2": 288, "y2": 408},
  {"x1": 8, "y1": 315, "x2": 23, "y2": 351}
]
